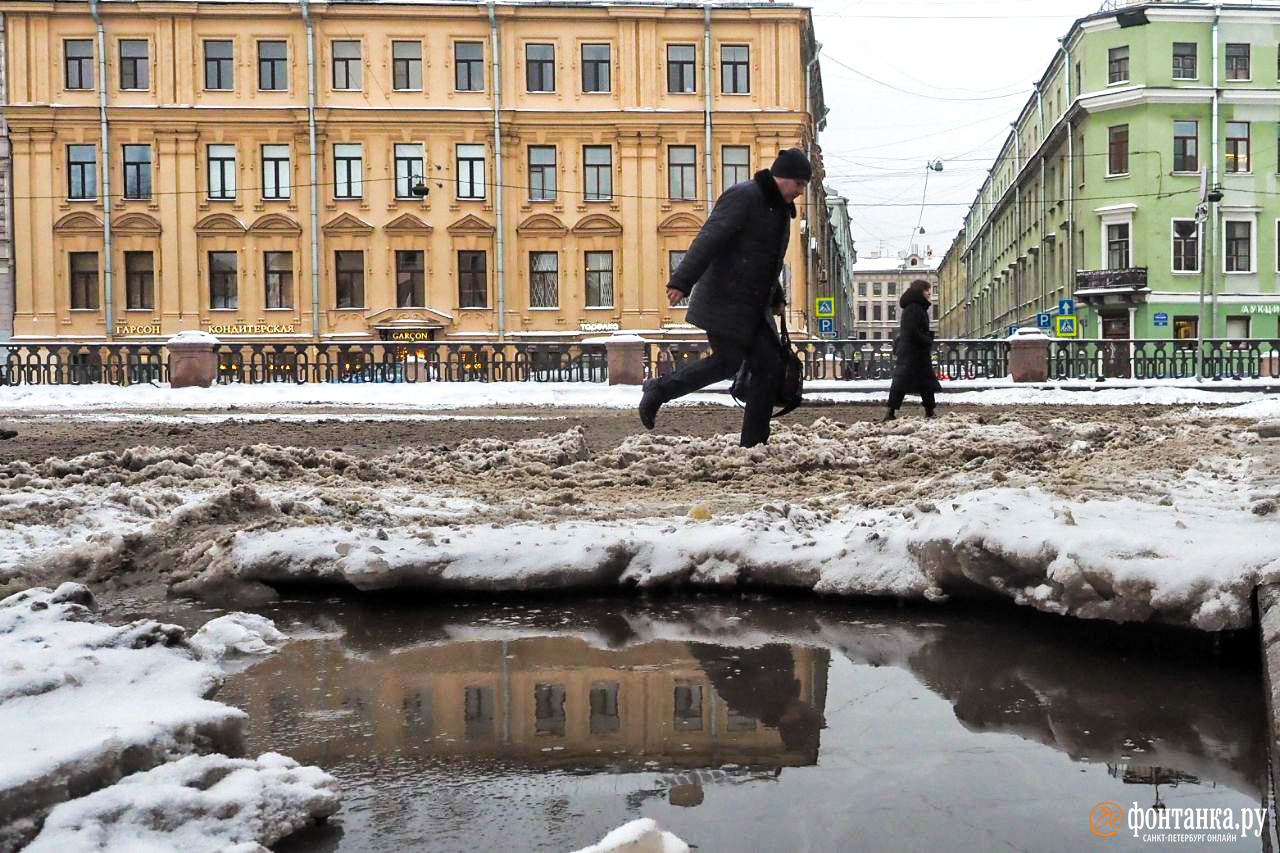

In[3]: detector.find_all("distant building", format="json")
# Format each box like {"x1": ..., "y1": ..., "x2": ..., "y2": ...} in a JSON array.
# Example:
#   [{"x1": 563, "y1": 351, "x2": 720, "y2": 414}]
[
  {"x1": 848, "y1": 251, "x2": 939, "y2": 341},
  {"x1": 823, "y1": 190, "x2": 856, "y2": 336}
]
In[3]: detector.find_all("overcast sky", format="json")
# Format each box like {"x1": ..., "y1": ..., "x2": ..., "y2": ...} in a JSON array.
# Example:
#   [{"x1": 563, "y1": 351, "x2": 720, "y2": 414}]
[{"x1": 807, "y1": 0, "x2": 1108, "y2": 261}]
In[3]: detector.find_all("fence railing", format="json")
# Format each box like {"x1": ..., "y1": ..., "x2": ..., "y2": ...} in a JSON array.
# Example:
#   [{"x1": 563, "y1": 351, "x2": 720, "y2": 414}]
[{"x1": 3, "y1": 338, "x2": 1279, "y2": 387}]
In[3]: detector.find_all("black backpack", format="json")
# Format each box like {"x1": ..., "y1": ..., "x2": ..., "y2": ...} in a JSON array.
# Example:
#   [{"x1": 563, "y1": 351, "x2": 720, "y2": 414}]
[{"x1": 729, "y1": 314, "x2": 804, "y2": 419}]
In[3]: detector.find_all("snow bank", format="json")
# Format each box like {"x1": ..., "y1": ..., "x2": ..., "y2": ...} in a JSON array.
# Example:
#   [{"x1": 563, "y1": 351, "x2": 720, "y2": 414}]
[
  {"x1": 189, "y1": 613, "x2": 288, "y2": 660},
  {"x1": 572, "y1": 818, "x2": 690, "y2": 853},
  {"x1": 25, "y1": 752, "x2": 338, "y2": 853}
]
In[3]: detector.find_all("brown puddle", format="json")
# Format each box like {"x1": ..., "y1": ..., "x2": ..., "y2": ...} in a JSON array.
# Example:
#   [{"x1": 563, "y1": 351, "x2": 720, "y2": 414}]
[{"x1": 205, "y1": 598, "x2": 1272, "y2": 852}]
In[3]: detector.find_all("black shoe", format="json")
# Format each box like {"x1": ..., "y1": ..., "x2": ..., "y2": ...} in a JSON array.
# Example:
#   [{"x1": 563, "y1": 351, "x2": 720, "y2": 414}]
[
  {"x1": 881, "y1": 410, "x2": 895, "y2": 422},
  {"x1": 639, "y1": 379, "x2": 662, "y2": 429},
  {"x1": 925, "y1": 410, "x2": 936, "y2": 419},
  {"x1": 0, "y1": 429, "x2": 14, "y2": 440}
]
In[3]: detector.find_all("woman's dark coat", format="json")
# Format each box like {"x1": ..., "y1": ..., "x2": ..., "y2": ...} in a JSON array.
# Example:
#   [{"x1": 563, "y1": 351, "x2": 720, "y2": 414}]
[
  {"x1": 891, "y1": 287, "x2": 942, "y2": 394},
  {"x1": 668, "y1": 170, "x2": 794, "y2": 344}
]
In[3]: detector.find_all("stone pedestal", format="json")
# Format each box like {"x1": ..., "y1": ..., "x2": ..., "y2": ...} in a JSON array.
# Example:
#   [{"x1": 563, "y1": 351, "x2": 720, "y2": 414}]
[
  {"x1": 1008, "y1": 334, "x2": 1050, "y2": 383},
  {"x1": 166, "y1": 331, "x2": 220, "y2": 388},
  {"x1": 604, "y1": 335, "x2": 647, "y2": 386}
]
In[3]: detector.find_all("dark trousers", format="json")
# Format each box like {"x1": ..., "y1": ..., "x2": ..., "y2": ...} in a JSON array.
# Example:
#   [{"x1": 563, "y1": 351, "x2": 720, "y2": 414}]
[
  {"x1": 656, "y1": 324, "x2": 782, "y2": 447},
  {"x1": 887, "y1": 380, "x2": 936, "y2": 414}
]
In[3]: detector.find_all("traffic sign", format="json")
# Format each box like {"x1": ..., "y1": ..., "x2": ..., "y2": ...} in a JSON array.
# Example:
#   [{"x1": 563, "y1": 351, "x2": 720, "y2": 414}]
[
  {"x1": 1153, "y1": 312, "x2": 1169, "y2": 327},
  {"x1": 1037, "y1": 313, "x2": 1051, "y2": 329},
  {"x1": 818, "y1": 317, "x2": 836, "y2": 335},
  {"x1": 1007, "y1": 324, "x2": 1020, "y2": 337},
  {"x1": 815, "y1": 297, "x2": 835, "y2": 318},
  {"x1": 1055, "y1": 315, "x2": 1078, "y2": 338},
  {"x1": 1058, "y1": 299, "x2": 1074, "y2": 315}
]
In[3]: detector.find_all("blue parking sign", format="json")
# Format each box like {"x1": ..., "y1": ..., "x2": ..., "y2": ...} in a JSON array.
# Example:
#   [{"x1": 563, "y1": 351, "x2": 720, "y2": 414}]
[
  {"x1": 818, "y1": 317, "x2": 835, "y2": 335},
  {"x1": 1058, "y1": 299, "x2": 1074, "y2": 316},
  {"x1": 1153, "y1": 312, "x2": 1169, "y2": 327},
  {"x1": 1037, "y1": 313, "x2": 1051, "y2": 328}
]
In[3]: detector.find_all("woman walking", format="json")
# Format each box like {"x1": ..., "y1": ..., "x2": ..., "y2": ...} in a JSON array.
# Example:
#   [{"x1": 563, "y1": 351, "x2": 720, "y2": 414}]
[{"x1": 884, "y1": 279, "x2": 941, "y2": 420}]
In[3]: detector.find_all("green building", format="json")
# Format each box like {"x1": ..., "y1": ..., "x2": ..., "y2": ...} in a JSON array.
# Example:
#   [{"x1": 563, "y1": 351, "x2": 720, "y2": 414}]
[{"x1": 937, "y1": 1, "x2": 1280, "y2": 347}]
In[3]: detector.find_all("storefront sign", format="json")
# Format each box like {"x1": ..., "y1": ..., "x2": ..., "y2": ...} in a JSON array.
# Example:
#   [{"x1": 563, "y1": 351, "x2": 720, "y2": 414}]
[
  {"x1": 206, "y1": 323, "x2": 296, "y2": 335},
  {"x1": 386, "y1": 330, "x2": 435, "y2": 342},
  {"x1": 113, "y1": 324, "x2": 161, "y2": 336},
  {"x1": 1238, "y1": 304, "x2": 1280, "y2": 316},
  {"x1": 580, "y1": 322, "x2": 621, "y2": 332}
]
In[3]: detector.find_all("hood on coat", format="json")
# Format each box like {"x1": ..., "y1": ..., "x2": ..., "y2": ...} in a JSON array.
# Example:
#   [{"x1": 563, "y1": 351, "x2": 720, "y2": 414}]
[
  {"x1": 900, "y1": 286, "x2": 931, "y2": 310},
  {"x1": 754, "y1": 169, "x2": 798, "y2": 218}
]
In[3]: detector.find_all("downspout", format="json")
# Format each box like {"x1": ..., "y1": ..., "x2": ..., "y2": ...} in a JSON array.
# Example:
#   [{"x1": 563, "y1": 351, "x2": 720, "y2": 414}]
[
  {"x1": 300, "y1": 0, "x2": 321, "y2": 341},
  {"x1": 702, "y1": 1, "x2": 713, "y2": 208},
  {"x1": 89, "y1": 0, "x2": 113, "y2": 339},
  {"x1": 1209, "y1": 3, "x2": 1221, "y2": 340},
  {"x1": 1012, "y1": 124, "x2": 1021, "y2": 325},
  {"x1": 1037, "y1": 86, "x2": 1046, "y2": 314},
  {"x1": 1061, "y1": 38, "x2": 1075, "y2": 312},
  {"x1": 489, "y1": 0, "x2": 506, "y2": 339},
  {"x1": 803, "y1": 44, "x2": 821, "y2": 314}
]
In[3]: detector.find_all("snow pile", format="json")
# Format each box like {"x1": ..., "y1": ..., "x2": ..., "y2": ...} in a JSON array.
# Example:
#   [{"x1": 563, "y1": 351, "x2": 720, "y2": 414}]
[
  {"x1": 189, "y1": 613, "x2": 288, "y2": 660},
  {"x1": 572, "y1": 818, "x2": 690, "y2": 853},
  {"x1": 24, "y1": 752, "x2": 338, "y2": 853}
]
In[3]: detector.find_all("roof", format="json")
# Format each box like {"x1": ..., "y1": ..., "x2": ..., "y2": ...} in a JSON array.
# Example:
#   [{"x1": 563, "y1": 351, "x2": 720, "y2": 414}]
[{"x1": 849, "y1": 254, "x2": 940, "y2": 274}]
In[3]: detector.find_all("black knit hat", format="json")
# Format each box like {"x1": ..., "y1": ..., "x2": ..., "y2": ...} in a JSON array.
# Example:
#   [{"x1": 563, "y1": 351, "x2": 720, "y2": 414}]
[{"x1": 771, "y1": 148, "x2": 812, "y2": 181}]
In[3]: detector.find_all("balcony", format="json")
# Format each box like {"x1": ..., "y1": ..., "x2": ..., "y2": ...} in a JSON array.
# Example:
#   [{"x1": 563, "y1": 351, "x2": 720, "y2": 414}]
[{"x1": 1074, "y1": 267, "x2": 1148, "y2": 307}]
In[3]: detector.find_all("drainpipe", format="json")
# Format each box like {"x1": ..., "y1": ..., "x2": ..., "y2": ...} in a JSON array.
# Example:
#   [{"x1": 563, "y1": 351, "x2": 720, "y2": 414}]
[
  {"x1": 1060, "y1": 38, "x2": 1075, "y2": 315},
  {"x1": 1037, "y1": 86, "x2": 1046, "y2": 314},
  {"x1": 300, "y1": 0, "x2": 321, "y2": 342},
  {"x1": 702, "y1": 1, "x2": 713, "y2": 207},
  {"x1": 1209, "y1": 3, "x2": 1221, "y2": 340},
  {"x1": 89, "y1": 0, "x2": 113, "y2": 340},
  {"x1": 803, "y1": 43, "x2": 821, "y2": 314},
  {"x1": 489, "y1": 0, "x2": 506, "y2": 340},
  {"x1": 1012, "y1": 123, "x2": 1021, "y2": 322}
]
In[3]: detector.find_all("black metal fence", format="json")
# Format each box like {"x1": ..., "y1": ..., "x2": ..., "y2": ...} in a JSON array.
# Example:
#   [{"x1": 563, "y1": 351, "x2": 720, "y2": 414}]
[{"x1": 2, "y1": 338, "x2": 1278, "y2": 387}]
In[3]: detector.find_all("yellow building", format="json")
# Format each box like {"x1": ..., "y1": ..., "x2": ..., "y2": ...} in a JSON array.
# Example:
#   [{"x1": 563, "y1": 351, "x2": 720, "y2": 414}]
[{"x1": 3, "y1": 0, "x2": 826, "y2": 345}]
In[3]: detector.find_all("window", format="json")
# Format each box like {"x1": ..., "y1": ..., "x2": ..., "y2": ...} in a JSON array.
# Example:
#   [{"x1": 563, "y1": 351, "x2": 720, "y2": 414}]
[
  {"x1": 67, "y1": 145, "x2": 96, "y2": 199},
  {"x1": 1172, "y1": 220, "x2": 1199, "y2": 272},
  {"x1": 526, "y1": 43, "x2": 554, "y2": 92},
  {"x1": 534, "y1": 684, "x2": 566, "y2": 737},
  {"x1": 530, "y1": 251, "x2": 558, "y2": 308},
  {"x1": 208, "y1": 251, "x2": 237, "y2": 309},
  {"x1": 528, "y1": 146, "x2": 556, "y2": 202},
  {"x1": 583, "y1": 145, "x2": 612, "y2": 201},
  {"x1": 857, "y1": 282, "x2": 866, "y2": 296},
  {"x1": 258, "y1": 41, "x2": 288, "y2": 91},
  {"x1": 667, "y1": 44, "x2": 696, "y2": 93},
  {"x1": 872, "y1": 282, "x2": 881, "y2": 296},
  {"x1": 585, "y1": 251, "x2": 613, "y2": 308},
  {"x1": 582, "y1": 43, "x2": 610, "y2": 93},
  {"x1": 888, "y1": 305, "x2": 897, "y2": 321},
  {"x1": 673, "y1": 683, "x2": 702, "y2": 732},
  {"x1": 1173, "y1": 42, "x2": 1197, "y2": 79},
  {"x1": 335, "y1": 251, "x2": 364, "y2": 309},
  {"x1": 721, "y1": 45, "x2": 749, "y2": 94},
  {"x1": 204, "y1": 40, "x2": 233, "y2": 90},
  {"x1": 332, "y1": 41, "x2": 361, "y2": 90},
  {"x1": 119, "y1": 40, "x2": 148, "y2": 90},
  {"x1": 458, "y1": 250, "x2": 487, "y2": 309},
  {"x1": 1173, "y1": 120, "x2": 1198, "y2": 173},
  {"x1": 1107, "y1": 223, "x2": 1130, "y2": 269},
  {"x1": 262, "y1": 145, "x2": 290, "y2": 200},
  {"x1": 668, "y1": 146, "x2": 697, "y2": 200},
  {"x1": 873, "y1": 304, "x2": 882, "y2": 321},
  {"x1": 456, "y1": 144, "x2": 486, "y2": 199},
  {"x1": 1226, "y1": 220, "x2": 1252, "y2": 272},
  {"x1": 393, "y1": 143, "x2": 424, "y2": 199},
  {"x1": 333, "y1": 143, "x2": 363, "y2": 199},
  {"x1": 207, "y1": 144, "x2": 235, "y2": 199},
  {"x1": 455, "y1": 42, "x2": 484, "y2": 91},
  {"x1": 392, "y1": 41, "x2": 422, "y2": 91},
  {"x1": 1226, "y1": 43, "x2": 1250, "y2": 80},
  {"x1": 395, "y1": 250, "x2": 425, "y2": 307},
  {"x1": 1108, "y1": 125, "x2": 1128, "y2": 175},
  {"x1": 124, "y1": 251, "x2": 153, "y2": 310},
  {"x1": 65, "y1": 40, "x2": 93, "y2": 90},
  {"x1": 857, "y1": 304, "x2": 866, "y2": 321},
  {"x1": 589, "y1": 682, "x2": 620, "y2": 735},
  {"x1": 1173, "y1": 316, "x2": 1198, "y2": 344},
  {"x1": 722, "y1": 145, "x2": 749, "y2": 189},
  {"x1": 263, "y1": 251, "x2": 293, "y2": 309},
  {"x1": 1227, "y1": 122, "x2": 1250, "y2": 173},
  {"x1": 669, "y1": 250, "x2": 689, "y2": 307},
  {"x1": 69, "y1": 252, "x2": 98, "y2": 310},
  {"x1": 122, "y1": 144, "x2": 151, "y2": 200},
  {"x1": 1108, "y1": 46, "x2": 1129, "y2": 84},
  {"x1": 1226, "y1": 316, "x2": 1250, "y2": 339},
  {"x1": 463, "y1": 686, "x2": 494, "y2": 740},
  {"x1": 887, "y1": 282, "x2": 897, "y2": 295}
]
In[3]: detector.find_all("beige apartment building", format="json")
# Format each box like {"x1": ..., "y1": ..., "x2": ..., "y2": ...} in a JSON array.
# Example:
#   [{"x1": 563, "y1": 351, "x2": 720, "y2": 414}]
[
  {"x1": 2, "y1": 0, "x2": 826, "y2": 344},
  {"x1": 848, "y1": 250, "x2": 939, "y2": 341}
]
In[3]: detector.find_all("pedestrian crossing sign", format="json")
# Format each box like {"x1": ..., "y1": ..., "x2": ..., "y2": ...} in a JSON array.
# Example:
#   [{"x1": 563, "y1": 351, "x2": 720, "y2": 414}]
[
  {"x1": 1055, "y1": 315, "x2": 1078, "y2": 338},
  {"x1": 815, "y1": 297, "x2": 835, "y2": 318}
]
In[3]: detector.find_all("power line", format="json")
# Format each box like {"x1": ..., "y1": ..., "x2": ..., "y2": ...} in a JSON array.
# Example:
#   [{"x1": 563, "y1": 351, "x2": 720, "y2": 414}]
[{"x1": 821, "y1": 52, "x2": 1033, "y2": 102}]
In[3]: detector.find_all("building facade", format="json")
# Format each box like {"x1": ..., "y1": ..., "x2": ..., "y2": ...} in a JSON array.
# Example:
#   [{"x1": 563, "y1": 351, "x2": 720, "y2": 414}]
[
  {"x1": 3, "y1": 0, "x2": 826, "y2": 345},
  {"x1": 937, "y1": 1, "x2": 1280, "y2": 345},
  {"x1": 848, "y1": 251, "x2": 939, "y2": 341},
  {"x1": 823, "y1": 189, "x2": 856, "y2": 336}
]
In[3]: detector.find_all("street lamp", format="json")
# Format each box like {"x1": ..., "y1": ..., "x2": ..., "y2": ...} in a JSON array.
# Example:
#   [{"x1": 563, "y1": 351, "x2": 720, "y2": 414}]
[
  {"x1": 1186, "y1": 181, "x2": 1223, "y2": 381},
  {"x1": 409, "y1": 175, "x2": 429, "y2": 198}
]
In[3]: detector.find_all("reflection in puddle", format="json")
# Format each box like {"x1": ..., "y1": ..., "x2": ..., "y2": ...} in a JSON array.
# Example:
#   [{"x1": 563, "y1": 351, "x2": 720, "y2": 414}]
[{"x1": 214, "y1": 599, "x2": 1271, "y2": 852}]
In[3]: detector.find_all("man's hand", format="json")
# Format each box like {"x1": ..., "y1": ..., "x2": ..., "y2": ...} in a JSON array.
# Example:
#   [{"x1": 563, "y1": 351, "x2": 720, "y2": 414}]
[
  {"x1": 667, "y1": 287, "x2": 685, "y2": 307},
  {"x1": 772, "y1": 302, "x2": 785, "y2": 317}
]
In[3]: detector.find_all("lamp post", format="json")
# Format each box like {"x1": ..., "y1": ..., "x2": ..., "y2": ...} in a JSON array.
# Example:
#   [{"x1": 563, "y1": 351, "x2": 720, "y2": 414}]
[{"x1": 1188, "y1": 177, "x2": 1223, "y2": 381}]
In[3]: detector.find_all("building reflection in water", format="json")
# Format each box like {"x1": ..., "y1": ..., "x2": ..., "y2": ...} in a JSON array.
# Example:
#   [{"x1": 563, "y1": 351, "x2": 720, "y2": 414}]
[{"x1": 226, "y1": 634, "x2": 830, "y2": 779}]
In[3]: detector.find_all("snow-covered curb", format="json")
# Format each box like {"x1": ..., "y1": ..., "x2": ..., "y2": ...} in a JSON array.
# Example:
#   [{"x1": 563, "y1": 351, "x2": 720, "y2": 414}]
[
  {"x1": 211, "y1": 480, "x2": 1279, "y2": 631},
  {"x1": 572, "y1": 818, "x2": 689, "y2": 853}
]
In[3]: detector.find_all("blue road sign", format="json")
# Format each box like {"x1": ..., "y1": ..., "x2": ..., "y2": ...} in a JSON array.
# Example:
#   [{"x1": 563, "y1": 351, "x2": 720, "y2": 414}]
[
  {"x1": 815, "y1": 297, "x2": 835, "y2": 318},
  {"x1": 1154, "y1": 312, "x2": 1169, "y2": 327},
  {"x1": 1058, "y1": 299, "x2": 1075, "y2": 315},
  {"x1": 1056, "y1": 315, "x2": 1078, "y2": 338},
  {"x1": 1037, "y1": 313, "x2": 1051, "y2": 328},
  {"x1": 1008, "y1": 324, "x2": 1020, "y2": 337},
  {"x1": 818, "y1": 317, "x2": 836, "y2": 335}
]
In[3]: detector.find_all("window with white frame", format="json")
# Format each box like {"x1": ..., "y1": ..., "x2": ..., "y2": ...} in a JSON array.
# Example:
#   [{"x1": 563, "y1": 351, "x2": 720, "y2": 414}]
[
  {"x1": 1227, "y1": 122, "x2": 1250, "y2": 173},
  {"x1": 583, "y1": 145, "x2": 611, "y2": 200},
  {"x1": 1172, "y1": 42, "x2": 1197, "y2": 79},
  {"x1": 207, "y1": 144, "x2": 236, "y2": 199},
  {"x1": 1172, "y1": 219, "x2": 1199, "y2": 273},
  {"x1": 392, "y1": 41, "x2": 422, "y2": 91},
  {"x1": 456, "y1": 144, "x2": 486, "y2": 199},
  {"x1": 1107, "y1": 222, "x2": 1130, "y2": 269},
  {"x1": 1226, "y1": 43, "x2": 1250, "y2": 80},
  {"x1": 394, "y1": 143, "x2": 424, "y2": 199},
  {"x1": 529, "y1": 251, "x2": 558, "y2": 308},
  {"x1": 1108, "y1": 46, "x2": 1129, "y2": 84},
  {"x1": 1107, "y1": 125, "x2": 1128, "y2": 175},
  {"x1": 585, "y1": 251, "x2": 614, "y2": 308},
  {"x1": 722, "y1": 145, "x2": 749, "y2": 190},
  {"x1": 668, "y1": 145, "x2": 697, "y2": 200},
  {"x1": 528, "y1": 146, "x2": 556, "y2": 202},
  {"x1": 333, "y1": 143, "x2": 363, "y2": 198},
  {"x1": 262, "y1": 145, "x2": 290, "y2": 199},
  {"x1": 1173, "y1": 120, "x2": 1198, "y2": 173},
  {"x1": 1225, "y1": 219, "x2": 1253, "y2": 272}
]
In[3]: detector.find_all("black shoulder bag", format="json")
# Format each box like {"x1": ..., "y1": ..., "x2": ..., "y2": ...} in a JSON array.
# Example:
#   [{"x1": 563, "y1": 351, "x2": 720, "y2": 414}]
[{"x1": 729, "y1": 314, "x2": 805, "y2": 419}]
